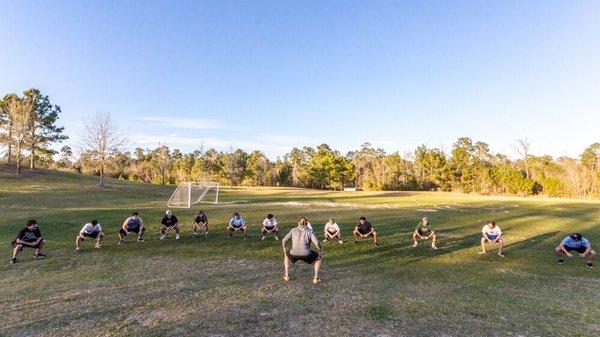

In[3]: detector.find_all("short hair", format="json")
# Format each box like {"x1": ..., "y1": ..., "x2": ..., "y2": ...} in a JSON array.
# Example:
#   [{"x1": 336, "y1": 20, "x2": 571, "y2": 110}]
[
  {"x1": 267, "y1": 214, "x2": 274, "y2": 219},
  {"x1": 570, "y1": 233, "x2": 582, "y2": 241},
  {"x1": 233, "y1": 212, "x2": 240, "y2": 217},
  {"x1": 488, "y1": 221, "x2": 496, "y2": 226},
  {"x1": 132, "y1": 212, "x2": 139, "y2": 216},
  {"x1": 26, "y1": 219, "x2": 37, "y2": 226},
  {"x1": 299, "y1": 216, "x2": 308, "y2": 225},
  {"x1": 197, "y1": 210, "x2": 204, "y2": 214},
  {"x1": 359, "y1": 216, "x2": 367, "y2": 221},
  {"x1": 91, "y1": 220, "x2": 98, "y2": 225}
]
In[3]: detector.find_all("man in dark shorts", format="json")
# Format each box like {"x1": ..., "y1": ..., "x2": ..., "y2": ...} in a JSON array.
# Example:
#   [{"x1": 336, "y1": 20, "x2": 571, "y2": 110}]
[
  {"x1": 160, "y1": 210, "x2": 180, "y2": 240},
  {"x1": 75, "y1": 219, "x2": 104, "y2": 252},
  {"x1": 282, "y1": 217, "x2": 323, "y2": 284},
  {"x1": 412, "y1": 217, "x2": 437, "y2": 249},
  {"x1": 227, "y1": 212, "x2": 247, "y2": 239},
  {"x1": 119, "y1": 212, "x2": 146, "y2": 245},
  {"x1": 11, "y1": 219, "x2": 46, "y2": 264},
  {"x1": 193, "y1": 210, "x2": 209, "y2": 238},
  {"x1": 261, "y1": 213, "x2": 279, "y2": 241},
  {"x1": 555, "y1": 233, "x2": 596, "y2": 268},
  {"x1": 353, "y1": 216, "x2": 379, "y2": 246}
]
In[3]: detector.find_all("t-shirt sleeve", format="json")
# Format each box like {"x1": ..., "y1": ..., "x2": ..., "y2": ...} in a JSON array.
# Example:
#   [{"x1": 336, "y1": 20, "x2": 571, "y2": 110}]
[
  {"x1": 97, "y1": 223, "x2": 103, "y2": 232},
  {"x1": 173, "y1": 216, "x2": 179, "y2": 223},
  {"x1": 497, "y1": 227, "x2": 502, "y2": 235},
  {"x1": 561, "y1": 237, "x2": 569, "y2": 245},
  {"x1": 482, "y1": 226, "x2": 487, "y2": 234},
  {"x1": 161, "y1": 217, "x2": 167, "y2": 225},
  {"x1": 17, "y1": 228, "x2": 27, "y2": 240},
  {"x1": 34, "y1": 228, "x2": 42, "y2": 238},
  {"x1": 80, "y1": 224, "x2": 88, "y2": 234},
  {"x1": 582, "y1": 238, "x2": 591, "y2": 248}
]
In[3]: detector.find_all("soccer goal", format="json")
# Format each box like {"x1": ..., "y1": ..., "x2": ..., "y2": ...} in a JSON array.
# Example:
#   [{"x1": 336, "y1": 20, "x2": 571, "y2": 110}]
[{"x1": 167, "y1": 181, "x2": 220, "y2": 208}]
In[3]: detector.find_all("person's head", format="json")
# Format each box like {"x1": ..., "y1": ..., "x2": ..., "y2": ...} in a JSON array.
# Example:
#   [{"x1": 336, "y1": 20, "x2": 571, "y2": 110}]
[
  {"x1": 91, "y1": 220, "x2": 98, "y2": 226},
  {"x1": 197, "y1": 210, "x2": 204, "y2": 215},
  {"x1": 422, "y1": 217, "x2": 429, "y2": 225},
  {"x1": 132, "y1": 211, "x2": 139, "y2": 219},
  {"x1": 26, "y1": 219, "x2": 38, "y2": 229},
  {"x1": 166, "y1": 210, "x2": 172, "y2": 217},
  {"x1": 570, "y1": 233, "x2": 583, "y2": 241},
  {"x1": 359, "y1": 216, "x2": 367, "y2": 224},
  {"x1": 233, "y1": 212, "x2": 240, "y2": 219},
  {"x1": 488, "y1": 221, "x2": 496, "y2": 228},
  {"x1": 267, "y1": 214, "x2": 274, "y2": 220},
  {"x1": 298, "y1": 216, "x2": 308, "y2": 227},
  {"x1": 329, "y1": 218, "x2": 335, "y2": 224}
]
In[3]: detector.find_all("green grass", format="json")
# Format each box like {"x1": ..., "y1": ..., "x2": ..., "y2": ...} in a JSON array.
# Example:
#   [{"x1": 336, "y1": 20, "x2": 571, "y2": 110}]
[{"x1": 0, "y1": 167, "x2": 598, "y2": 337}]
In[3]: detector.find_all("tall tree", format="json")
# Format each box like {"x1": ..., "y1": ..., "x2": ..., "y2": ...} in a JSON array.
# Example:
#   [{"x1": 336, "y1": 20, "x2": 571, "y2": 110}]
[
  {"x1": 23, "y1": 89, "x2": 67, "y2": 169},
  {"x1": 6, "y1": 95, "x2": 35, "y2": 175},
  {"x1": 0, "y1": 94, "x2": 19, "y2": 163},
  {"x1": 80, "y1": 111, "x2": 126, "y2": 187}
]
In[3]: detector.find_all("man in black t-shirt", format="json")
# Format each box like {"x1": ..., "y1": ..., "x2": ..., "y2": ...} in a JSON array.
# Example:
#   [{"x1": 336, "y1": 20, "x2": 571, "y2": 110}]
[
  {"x1": 160, "y1": 210, "x2": 180, "y2": 240},
  {"x1": 11, "y1": 219, "x2": 46, "y2": 263},
  {"x1": 353, "y1": 216, "x2": 379, "y2": 246},
  {"x1": 193, "y1": 210, "x2": 209, "y2": 238}
]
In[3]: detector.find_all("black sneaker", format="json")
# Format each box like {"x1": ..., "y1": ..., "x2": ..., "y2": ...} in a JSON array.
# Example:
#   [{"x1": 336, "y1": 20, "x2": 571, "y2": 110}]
[
  {"x1": 586, "y1": 263, "x2": 593, "y2": 269},
  {"x1": 137, "y1": 237, "x2": 145, "y2": 243},
  {"x1": 373, "y1": 242, "x2": 380, "y2": 247},
  {"x1": 10, "y1": 257, "x2": 17, "y2": 264},
  {"x1": 34, "y1": 253, "x2": 47, "y2": 259},
  {"x1": 558, "y1": 259, "x2": 565, "y2": 264}
]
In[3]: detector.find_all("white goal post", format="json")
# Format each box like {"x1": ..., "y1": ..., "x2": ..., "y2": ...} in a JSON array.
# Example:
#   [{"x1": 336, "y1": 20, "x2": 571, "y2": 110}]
[{"x1": 167, "y1": 181, "x2": 220, "y2": 208}]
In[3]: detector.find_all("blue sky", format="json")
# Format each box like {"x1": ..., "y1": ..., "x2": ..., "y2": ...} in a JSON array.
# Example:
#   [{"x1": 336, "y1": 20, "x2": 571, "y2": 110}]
[{"x1": 1, "y1": 0, "x2": 599, "y2": 159}]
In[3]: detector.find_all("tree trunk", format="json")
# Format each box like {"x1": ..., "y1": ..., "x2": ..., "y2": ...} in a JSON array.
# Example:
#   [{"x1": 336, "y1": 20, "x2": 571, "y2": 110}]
[
  {"x1": 15, "y1": 142, "x2": 21, "y2": 175},
  {"x1": 7, "y1": 126, "x2": 12, "y2": 164},
  {"x1": 99, "y1": 162, "x2": 105, "y2": 187},
  {"x1": 30, "y1": 146, "x2": 35, "y2": 170}
]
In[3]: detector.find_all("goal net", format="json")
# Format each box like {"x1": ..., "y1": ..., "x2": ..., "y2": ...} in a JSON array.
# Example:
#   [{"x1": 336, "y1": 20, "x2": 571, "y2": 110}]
[{"x1": 167, "y1": 181, "x2": 220, "y2": 208}]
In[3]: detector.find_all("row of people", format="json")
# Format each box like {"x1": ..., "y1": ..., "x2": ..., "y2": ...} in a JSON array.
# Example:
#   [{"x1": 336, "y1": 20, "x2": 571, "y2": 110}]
[{"x1": 9, "y1": 214, "x2": 596, "y2": 271}]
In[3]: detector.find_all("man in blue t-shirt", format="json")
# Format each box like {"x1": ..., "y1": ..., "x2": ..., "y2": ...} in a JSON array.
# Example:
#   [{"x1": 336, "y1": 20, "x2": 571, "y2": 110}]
[{"x1": 555, "y1": 233, "x2": 596, "y2": 268}]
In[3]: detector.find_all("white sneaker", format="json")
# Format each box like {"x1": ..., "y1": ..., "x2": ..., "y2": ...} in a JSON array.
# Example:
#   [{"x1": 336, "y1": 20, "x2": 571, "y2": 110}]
[
  {"x1": 175, "y1": 234, "x2": 180, "y2": 240},
  {"x1": 431, "y1": 245, "x2": 438, "y2": 250},
  {"x1": 338, "y1": 240, "x2": 344, "y2": 244},
  {"x1": 412, "y1": 242, "x2": 418, "y2": 248},
  {"x1": 261, "y1": 236, "x2": 265, "y2": 241},
  {"x1": 75, "y1": 247, "x2": 81, "y2": 252},
  {"x1": 94, "y1": 244, "x2": 102, "y2": 249},
  {"x1": 479, "y1": 251, "x2": 486, "y2": 254},
  {"x1": 160, "y1": 235, "x2": 166, "y2": 240},
  {"x1": 275, "y1": 236, "x2": 279, "y2": 241},
  {"x1": 323, "y1": 239, "x2": 329, "y2": 243}
]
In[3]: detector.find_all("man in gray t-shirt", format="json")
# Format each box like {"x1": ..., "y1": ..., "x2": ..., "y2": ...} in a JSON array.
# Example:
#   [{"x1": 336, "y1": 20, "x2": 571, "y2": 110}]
[{"x1": 282, "y1": 216, "x2": 323, "y2": 284}]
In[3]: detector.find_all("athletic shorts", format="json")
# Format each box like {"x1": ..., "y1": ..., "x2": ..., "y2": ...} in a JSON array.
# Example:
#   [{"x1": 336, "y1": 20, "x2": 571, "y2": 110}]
[
  {"x1": 418, "y1": 229, "x2": 431, "y2": 237},
  {"x1": 564, "y1": 245, "x2": 587, "y2": 254},
  {"x1": 120, "y1": 227, "x2": 145, "y2": 235},
  {"x1": 286, "y1": 250, "x2": 320, "y2": 264},
  {"x1": 81, "y1": 232, "x2": 100, "y2": 239},
  {"x1": 485, "y1": 234, "x2": 499, "y2": 241},
  {"x1": 11, "y1": 240, "x2": 42, "y2": 251},
  {"x1": 162, "y1": 223, "x2": 177, "y2": 228},
  {"x1": 357, "y1": 229, "x2": 373, "y2": 236},
  {"x1": 230, "y1": 225, "x2": 244, "y2": 231},
  {"x1": 326, "y1": 230, "x2": 340, "y2": 236},
  {"x1": 263, "y1": 226, "x2": 277, "y2": 233}
]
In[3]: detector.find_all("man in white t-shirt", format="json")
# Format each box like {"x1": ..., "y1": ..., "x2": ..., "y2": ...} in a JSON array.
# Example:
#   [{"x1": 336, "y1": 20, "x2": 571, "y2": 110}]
[
  {"x1": 75, "y1": 220, "x2": 104, "y2": 252},
  {"x1": 261, "y1": 214, "x2": 279, "y2": 240},
  {"x1": 480, "y1": 221, "x2": 505, "y2": 257},
  {"x1": 323, "y1": 218, "x2": 343, "y2": 244}
]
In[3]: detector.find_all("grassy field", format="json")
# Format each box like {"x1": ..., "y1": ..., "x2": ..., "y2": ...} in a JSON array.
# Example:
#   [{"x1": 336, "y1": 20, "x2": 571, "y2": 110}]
[{"x1": 0, "y1": 167, "x2": 598, "y2": 337}]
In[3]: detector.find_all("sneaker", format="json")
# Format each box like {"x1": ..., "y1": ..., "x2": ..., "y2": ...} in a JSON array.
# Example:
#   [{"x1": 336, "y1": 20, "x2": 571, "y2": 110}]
[
  {"x1": 431, "y1": 245, "x2": 438, "y2": 250},
  {"x1": 204, "y1": 233, "x2": 209, "y2": 238},
  {"x1": 244, "y1": 235, "x2": 248, "y2": 240},
  {"x1": 137, "y1": 238, "x2": 145, "y2": 243},
  {"x1": 119, "y1": 240, "x2": 125, "y2": 245},
  {"x1": 10, "y1": 257, "x2": 17, "y2": 264},
  {"x1": 354, "y1": 240, "x2": 359, "y2": 243},
  {"x1": 94, "y1": 244, "x2": 102, "y2": 249},
  {"x1": 283, "y1": 276, "x2": 290, "y2": 282},
  {"x1": 323, "y1": 239, "x2": 329, "y2": 243},
  {"x1": 558, "y1": 259, "x2": 565, "y2": 264},
  {"x1": 275, "y1": 236, "x2": 279, "y2": 241},
  {"x1": 498, "y1": 253, "x2": 506, "y2": 258},
  {"x1": 373, "y1": 242, "x2": 380, "y2": 247},
  {"x1": 192, "y1": 232, "x2": 198, "y2": 237},
  {"x1": 586, "y1": 263, "x2": 593, "y2": 269},
  {"x1": 261, "y1": 236, "x2": 266, "y2": 241},
  {"x1": 75, "y1": 247, "x2": 81, "y2": 252},
  {"x1": 175, "y1": 234, "x2": 180, "y2": 240},
  {"x1": 478, "y1": 251, "x2": 486, "y2": 254},
  {"x1": 34, "y1": 253, "x2": 47, "y2": 259},
  {"x1": 338, "y1": 240, "x2": 344, "y2": 244},
  {"x1": 312, "y1": 277, "x2": 322, "y2": 284},
  {"x1": 412, "y1": 242, "x2": 418, "y2": 248},
  {"x1": 160, "y1": 235, "x2": 166, "y2": 241}
]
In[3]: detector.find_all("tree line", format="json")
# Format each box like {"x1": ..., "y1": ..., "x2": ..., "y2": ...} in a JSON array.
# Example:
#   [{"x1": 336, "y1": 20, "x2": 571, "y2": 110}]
[{"x1": 2, "y1": 89, "x2": 600, "y2": 198}]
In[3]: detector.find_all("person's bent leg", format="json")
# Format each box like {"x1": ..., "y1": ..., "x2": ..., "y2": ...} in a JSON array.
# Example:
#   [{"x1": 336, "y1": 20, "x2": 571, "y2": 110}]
[
  {"x1": 431, "y1": 232, "x2": 437, "y2": 246},
  {"x1": 353, "y1": 230, "x2": 360, "y2": 242},
  {"x1": 138, "y1": 228, "x2": 145, "y2": 240},
  {"x1": 284, "y1": 254, "x2": 291, "y2": 279},
  {"x1": 480, "y1": 238, "x2": 487, "y2": 253},
  {"x1": 12, "y1": 244, "x2": 22, "y2": 259},
  {"x1": 243, "y1": 226, "x2": 248, "y2": 238},
  {"x1": 497, "y1": 239, "x2": 504, "y2": 255},
  {"x1": 314, "y1": 259, "x2": 322, "y2": 280},
  {"x1": 35, "y1": 240, "x2": 45, "y2": 255},
  {"x1": 174, "y1": 224, "x2": 180, "y2": 234},
  {"x1": 97, "y1": 233, "x2": 104, "y2": 246},
  {"x1": 555, "y1": 246, "x2": 564, "y2": 259},
  {"x1": 587, "y1": 250, "x2": 597, "y2": 263},
  {"x1": 76, "y1": 236, "x2": 83, "y2": 249},
  {"x1": 372, "y1": 231, "x2": 379, "y2": 244}
]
